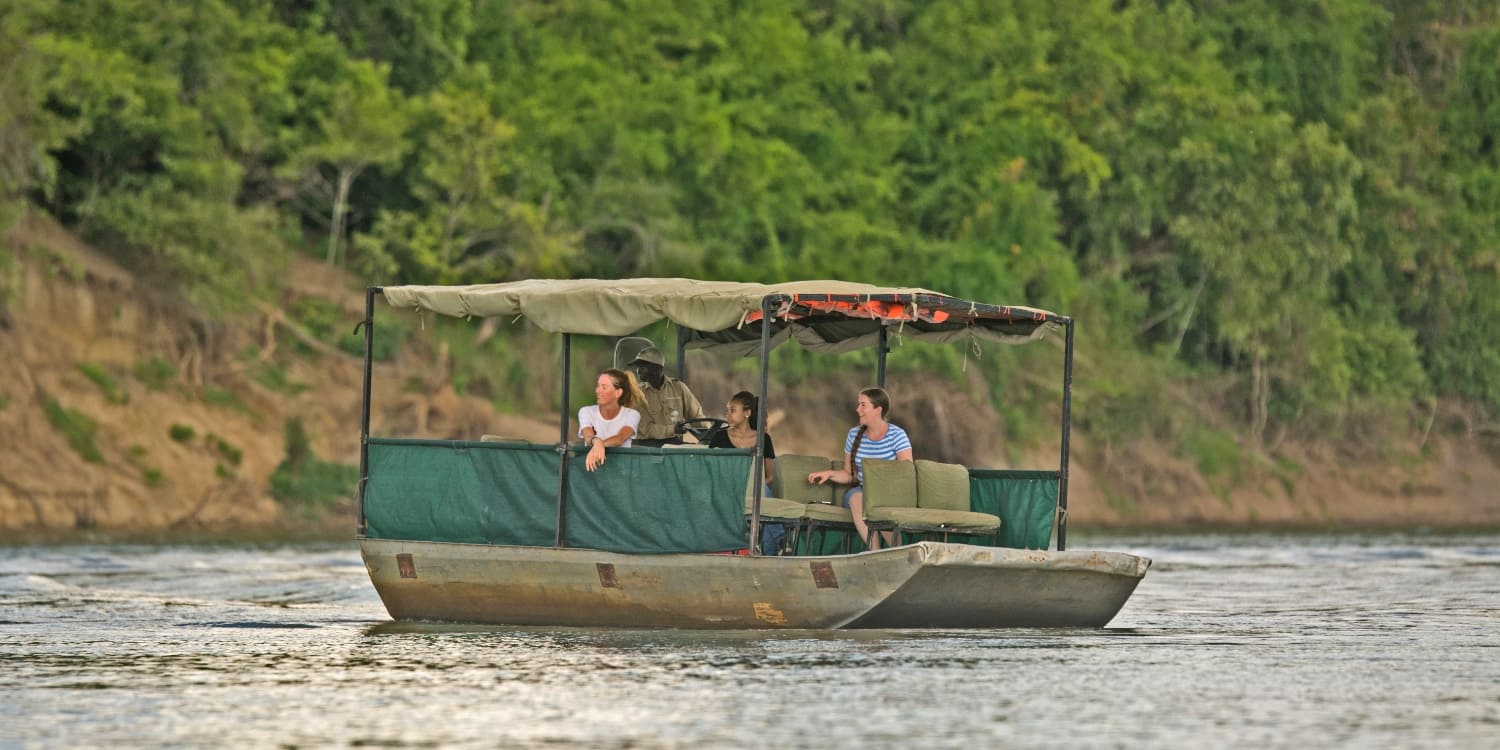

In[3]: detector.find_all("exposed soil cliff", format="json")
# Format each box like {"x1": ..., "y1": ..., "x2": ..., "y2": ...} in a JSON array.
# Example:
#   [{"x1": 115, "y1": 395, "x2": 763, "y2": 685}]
[{"x1": 3, "y1": 214, "x2": 1498, "y2": 537}]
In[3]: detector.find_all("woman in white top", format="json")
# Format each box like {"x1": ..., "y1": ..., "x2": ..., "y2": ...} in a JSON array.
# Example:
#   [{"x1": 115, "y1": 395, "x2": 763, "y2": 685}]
[
  {"x1": 806, "y1": 387, "x2": 913, "y2": 549},
  {"x1": 578, "y1": 368, "x2": 645, "y2": 471}
]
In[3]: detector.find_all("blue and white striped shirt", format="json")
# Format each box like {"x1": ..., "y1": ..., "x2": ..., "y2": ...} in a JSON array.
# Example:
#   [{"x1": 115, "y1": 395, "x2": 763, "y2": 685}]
[{"x1": 844, "y1": 423, "x2": 913, "y2": 484}]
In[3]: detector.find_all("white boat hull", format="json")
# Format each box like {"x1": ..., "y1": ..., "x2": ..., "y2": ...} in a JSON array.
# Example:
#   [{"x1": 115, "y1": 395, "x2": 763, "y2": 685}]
[{"x1": 360, "y1": 539, "x2": 1150, "y2": 629}]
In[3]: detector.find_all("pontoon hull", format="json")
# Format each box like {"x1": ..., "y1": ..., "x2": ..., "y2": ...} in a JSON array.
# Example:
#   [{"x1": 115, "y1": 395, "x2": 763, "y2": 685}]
[{"x1": 360, "y1": 539, "x2": 1150, "y2": 629}]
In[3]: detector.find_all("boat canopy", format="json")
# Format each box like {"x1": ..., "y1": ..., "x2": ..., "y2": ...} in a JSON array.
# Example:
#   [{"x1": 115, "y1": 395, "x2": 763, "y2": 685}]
[{"x1": 381, "y1": 278, "x2": 1065, "y2": 356}]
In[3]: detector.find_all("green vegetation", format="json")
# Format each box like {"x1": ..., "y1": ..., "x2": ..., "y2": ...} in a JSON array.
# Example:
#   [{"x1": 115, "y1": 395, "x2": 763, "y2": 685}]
[
  {"x1": 1187, "y1": 428, "x2": 1244, "y2": 483},
  {"x1": 76, "y1": 362, "x2": 128, "y2": 404},
  {"x1": 133, "y1": 356, "x2": 176, "y2": 391},
  {"x1": 4, "y1": 0, "x2": 1499, "y2": 459},
  {"x1": 1187, "y1": 427, "x2": 1245, "y2": 503},
  {"x1": 0, "y1": 244, "x2": 18, "y2": 312},
  {"x1": 271, "y1": 417, "x2": 358, "y2": 511},
  {"x1": 249, "y1": 362, "x2": 307, "y2": 395},
  {"x1": 43, "y1": 397, "x2": 102, "y2": 463},
  {"x1": 168, "y1": 424, "x2": 195, "y2": 443},
  {"x1": 201, "y1": 386, "x2": 246, "y2": 413},
  {"x1": 125, "y1": 444, "x2": 163, "y2": 487},
  {"x1": 205, "y1": 432, "x2": 243, "y2": 466}
]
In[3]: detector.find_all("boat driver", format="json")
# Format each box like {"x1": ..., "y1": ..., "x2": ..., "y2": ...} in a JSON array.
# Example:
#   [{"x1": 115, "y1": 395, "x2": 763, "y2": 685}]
[{"x1": 629, "y1": 345, "x2": 706, "y2": 447}]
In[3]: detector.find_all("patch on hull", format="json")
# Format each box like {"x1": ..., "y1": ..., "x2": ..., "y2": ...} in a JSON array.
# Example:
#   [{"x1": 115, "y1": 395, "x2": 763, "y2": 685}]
[
  {"x1": 810, "y1": 561, "x2": 838, "y2": 588},
  {"x1": 753, "y1": 602, "x2": 787, "y2": 625},
  {"x1": 597, "y1": 562, "x2": 619, "y2": 588}
]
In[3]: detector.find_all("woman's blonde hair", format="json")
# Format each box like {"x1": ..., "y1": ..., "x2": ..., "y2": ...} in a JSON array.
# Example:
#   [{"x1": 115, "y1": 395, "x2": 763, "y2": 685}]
[{"x1": 602, "y1": 368, "x2": 646, "y2": 409}]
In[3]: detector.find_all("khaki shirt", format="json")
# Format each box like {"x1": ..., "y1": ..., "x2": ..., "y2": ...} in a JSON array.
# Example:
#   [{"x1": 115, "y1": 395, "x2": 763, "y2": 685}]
[{"x1": 635, "y1": 377, "x2": 705, "y2": 440}]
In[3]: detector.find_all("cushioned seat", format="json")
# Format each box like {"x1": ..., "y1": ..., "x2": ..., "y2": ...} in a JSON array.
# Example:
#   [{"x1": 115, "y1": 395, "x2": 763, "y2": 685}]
[
  {"x1": 771, "y1": 454, "x2": 858, "y2": 553},
  {"x1": 749, "y1": 495, "x2": 811, "y2": 520},
  {"x1": 862, "y1": 458, "x2": 1000, "y2": 546},
  {"x1": 864, "y1": 507, "x2": 1003, "y2": 530},
  {"x1": 799, "y1": 502, "x2": 854, "y2": 523}
]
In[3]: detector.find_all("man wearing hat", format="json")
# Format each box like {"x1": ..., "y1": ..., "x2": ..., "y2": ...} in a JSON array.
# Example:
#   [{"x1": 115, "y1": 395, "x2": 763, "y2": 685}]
[{"x1": 629, "y1": 345, "x2": 706, "y2": 446}]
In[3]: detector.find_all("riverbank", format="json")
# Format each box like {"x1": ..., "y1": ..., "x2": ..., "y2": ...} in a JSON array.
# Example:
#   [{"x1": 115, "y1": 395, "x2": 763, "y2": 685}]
[{"x1": 4, "y1": 212, "x2": 1499, "y2": 536}]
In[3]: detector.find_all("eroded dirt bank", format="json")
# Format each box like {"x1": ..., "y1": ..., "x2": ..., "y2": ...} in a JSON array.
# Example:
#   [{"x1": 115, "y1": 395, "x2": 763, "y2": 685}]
[{"x1": 3, "y1": 215, "x2": 1498, "y2": 537}]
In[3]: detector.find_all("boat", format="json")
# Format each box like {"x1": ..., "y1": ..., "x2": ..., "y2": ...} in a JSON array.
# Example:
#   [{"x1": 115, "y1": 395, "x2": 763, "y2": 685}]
[{"x1": 354, "y1": 279, "x2": 1150, "y2": 628}]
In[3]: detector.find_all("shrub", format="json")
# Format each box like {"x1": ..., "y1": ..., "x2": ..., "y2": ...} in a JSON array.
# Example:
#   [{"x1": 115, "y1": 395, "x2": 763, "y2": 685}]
[
  {"x1": 44, "y1": 398, "x2": 102, "y2": 463},
  {"x1": 270, "y1": 417, "x2": 357, "y2": 509},
  {"x1": 134, "y1": 356, "x2": 176, "y2": 390},
  {"x1": 77, "y1": 362, "x2": 127, "y2": 404},
  {"x1": 168, "y1": 423, "x2": 195, "y2": 442},
  {"x1": 250, "y1": 363, "x2": 307, "y2": 395},
  {"x1": 206, "y1": 432, "x2": 243, "y2": 466},
  {"x1": 201, "y1": 387, "x2": 247, "y2": 413}
]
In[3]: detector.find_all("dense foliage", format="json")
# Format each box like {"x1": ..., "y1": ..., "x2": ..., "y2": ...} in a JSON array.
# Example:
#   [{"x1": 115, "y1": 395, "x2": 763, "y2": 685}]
[{"x1": 3, "y1": 0, "x2": 1497, "y2": 449}]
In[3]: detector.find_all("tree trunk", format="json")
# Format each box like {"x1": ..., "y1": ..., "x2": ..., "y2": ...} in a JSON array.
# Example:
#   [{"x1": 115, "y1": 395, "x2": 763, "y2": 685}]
[
  {"x1": 327, "y1": 166, "x2": 357, "y2": 266},
  {"x1": 1250, "y1": 351, "x2": 1268, "y2": 447}
]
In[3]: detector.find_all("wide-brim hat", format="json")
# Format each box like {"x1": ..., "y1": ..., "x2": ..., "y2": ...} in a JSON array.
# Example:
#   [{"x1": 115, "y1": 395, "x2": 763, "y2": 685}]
[{"x1": 630, "y1": 346, "x2": 665, "y2": 366}]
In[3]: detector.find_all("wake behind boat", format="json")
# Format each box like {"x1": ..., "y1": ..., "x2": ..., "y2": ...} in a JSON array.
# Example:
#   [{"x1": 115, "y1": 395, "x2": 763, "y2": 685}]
[{"x1": 353, "y1": 279, "x2": 1150, "y2": 628}]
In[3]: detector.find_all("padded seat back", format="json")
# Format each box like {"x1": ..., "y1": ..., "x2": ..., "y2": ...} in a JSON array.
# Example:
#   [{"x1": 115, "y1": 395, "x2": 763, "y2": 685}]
[
  {"x1": 915, "y1": 460, "x2": 971, "y2": 512},
  {"x1": 862, "y1": 458, "x2": 917, "y2": 512},
  {"x1": 774, "y1": 454, "x2": 839, "y2": 505}
]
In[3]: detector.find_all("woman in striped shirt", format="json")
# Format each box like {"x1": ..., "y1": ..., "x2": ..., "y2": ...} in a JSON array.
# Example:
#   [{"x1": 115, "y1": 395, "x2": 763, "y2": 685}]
[{"x1": 807, "y1": 387, "x2": 913, "y2": 549}]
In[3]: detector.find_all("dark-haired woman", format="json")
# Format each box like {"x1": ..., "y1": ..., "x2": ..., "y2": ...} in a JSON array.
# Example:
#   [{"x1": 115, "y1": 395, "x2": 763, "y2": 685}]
[
  {"x1": 709, "y1": 391, "x2": 784, "y2": 553},
  {"x1": 807, "y1": 387, "x2": 912, "y2": 549}
]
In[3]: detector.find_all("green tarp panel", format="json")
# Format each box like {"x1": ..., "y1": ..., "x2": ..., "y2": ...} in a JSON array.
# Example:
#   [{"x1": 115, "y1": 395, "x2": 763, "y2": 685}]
[
  {"x1": 563, "y1": 447, "x2": 751, "y2": 553},
  {"x1": 363, "y1": 438, "x2": 751, "y2": 554},
  {"x1": 968, "y1": 469, "x2": 1059, "y2": 549}
]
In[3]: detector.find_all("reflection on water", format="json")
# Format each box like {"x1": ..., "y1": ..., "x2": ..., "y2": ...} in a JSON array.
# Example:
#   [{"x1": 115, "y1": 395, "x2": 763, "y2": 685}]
[{"x1": 2, "y1": 533, "x2": 1498, "y2": 748}]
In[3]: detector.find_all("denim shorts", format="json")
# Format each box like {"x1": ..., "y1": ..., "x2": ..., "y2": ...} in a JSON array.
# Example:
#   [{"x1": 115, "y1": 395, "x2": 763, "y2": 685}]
[{"x1": 841, "y1": 486, "x2": 862, "y2": 508}]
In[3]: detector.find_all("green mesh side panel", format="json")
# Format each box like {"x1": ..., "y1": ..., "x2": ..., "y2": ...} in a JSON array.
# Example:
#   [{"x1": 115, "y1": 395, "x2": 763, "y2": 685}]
[
  {"x1": 563, "y1": 448, "x2": 750, "y2": 553},
  {"x1": 968, "y1": 469, "x2": 1058, "y2": 549},
  {"x1": 363, "y1": 439, "x2": 751, "y2": 553},
  {"x1": 365, "y1": 440, "x2": 561, "y2": 546}
]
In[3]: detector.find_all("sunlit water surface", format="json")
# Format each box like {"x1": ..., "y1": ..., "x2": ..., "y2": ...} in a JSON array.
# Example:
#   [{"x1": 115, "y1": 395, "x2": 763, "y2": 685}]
[{"x1": 2, "y1": 532, "x2": 1497, "y2": 748}]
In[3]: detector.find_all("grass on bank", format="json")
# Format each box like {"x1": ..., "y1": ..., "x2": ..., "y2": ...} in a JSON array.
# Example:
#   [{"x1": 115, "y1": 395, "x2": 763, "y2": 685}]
[
  {"x1": 271, "y1": 417, "x2": 358, "y2": 515},
  {"x1": 76, "y1": 362, "x2": 128, "y2": 404},
  {"x1": 44, "y1": 397, "x2": 103, "y2": 463}
]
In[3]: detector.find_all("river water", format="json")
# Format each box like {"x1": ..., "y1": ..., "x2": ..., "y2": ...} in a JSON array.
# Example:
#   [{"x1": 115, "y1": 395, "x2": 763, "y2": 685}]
[{"x1": 2, "y1": 532, "x2": 1497, "y2": 748}]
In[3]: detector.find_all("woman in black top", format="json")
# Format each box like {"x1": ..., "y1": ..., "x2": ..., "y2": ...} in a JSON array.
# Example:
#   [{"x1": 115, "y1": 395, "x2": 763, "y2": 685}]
[
  {"x1": 709, "y1": 391, "x2": 783, "y2": 553},
  {"x1": 709, "y1": 390, "x2": 776, "y2": 490}
]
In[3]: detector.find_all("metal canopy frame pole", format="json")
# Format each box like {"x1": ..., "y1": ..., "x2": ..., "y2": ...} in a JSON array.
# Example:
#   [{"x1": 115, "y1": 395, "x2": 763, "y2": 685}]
[
  {"x1": 554, "y1": 333, "x2": 573, "y2": 548},
  {"x1": 1057, "y1": 319, "x2": 1075, "y2": 552},
  {"x1": 675, "y1": 325, "x2": 689, "y2": 382},
  {"x1": 355, "y1": 286, "x2": 379, "y2": 537},
  {"x1": 877, "y1": 324, "x2": 888, "y2": 388},
  {"x1": 750, "y1": 296, "x2": 776, "y2": 555}
]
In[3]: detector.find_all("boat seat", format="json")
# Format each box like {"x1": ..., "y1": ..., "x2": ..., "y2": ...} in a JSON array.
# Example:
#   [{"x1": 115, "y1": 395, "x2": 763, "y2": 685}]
[
  {"x1": 772, "y1": 454, "x2": 857, "y2": 553},
  {"x1": 733, "y1": 456, "x2": 798, "y2": 555},
  {"x1": 862, "y1": 459, "x2": 1000, "y2": 546}
]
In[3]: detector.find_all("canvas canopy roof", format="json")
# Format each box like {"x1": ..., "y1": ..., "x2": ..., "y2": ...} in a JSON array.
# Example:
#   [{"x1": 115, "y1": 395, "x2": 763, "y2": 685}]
[{"x1": 380, "y1": 278, "x2": 1065, "y2": 356}]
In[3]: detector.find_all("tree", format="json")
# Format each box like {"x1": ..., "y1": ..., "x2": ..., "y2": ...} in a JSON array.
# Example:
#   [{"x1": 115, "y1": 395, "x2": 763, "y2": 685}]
[
  {"x1": 356, "y1": 67, "x2": 574, "y2": 283},
  {"x1": 0, "y1": 0, "x2": 74, "y2": 222},
  {"x1": 281, "y1": 59, "x2": 409, "y2": 267}
]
